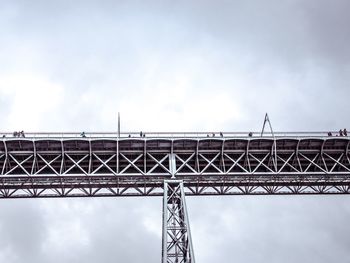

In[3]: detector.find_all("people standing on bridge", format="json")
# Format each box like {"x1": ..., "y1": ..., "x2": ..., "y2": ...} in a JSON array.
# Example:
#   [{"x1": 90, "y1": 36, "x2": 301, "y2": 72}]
[
  {"x1": 248, "y1": 132, "x2": 253, "y2": 137},
  {"x1": 339, "y1": 129, "x2": 344, "y2": 136},
  {"x1": 80, "y1": 132, "x2": 86, "y2": 138},
  {"x1": 140, "y1": 131, "x2": 143, "y2": 137},
  {"x1": 220, "y1": 132, "x2": 223, "y2": 137},
  {"x1": 344, "y1": 129, "x2": 348, "y2": 136},
  {"x1": 328, "y1": 132, "x2": 332, "y2": 136},
  {"x1": 12, "y1": 131, "x2": 24, "y2": 137}
]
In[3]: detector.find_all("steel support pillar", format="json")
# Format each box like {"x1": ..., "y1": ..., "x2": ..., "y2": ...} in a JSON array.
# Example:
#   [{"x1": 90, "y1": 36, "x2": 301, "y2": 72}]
[{"x1": 162, "y1": 180, "x2": 195, "y2": 263}]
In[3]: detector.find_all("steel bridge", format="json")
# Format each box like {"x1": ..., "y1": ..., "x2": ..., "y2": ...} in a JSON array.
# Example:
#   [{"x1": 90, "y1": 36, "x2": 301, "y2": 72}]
[{"x1": 1, "y1": 131, "x2": 350, "y2": 263}]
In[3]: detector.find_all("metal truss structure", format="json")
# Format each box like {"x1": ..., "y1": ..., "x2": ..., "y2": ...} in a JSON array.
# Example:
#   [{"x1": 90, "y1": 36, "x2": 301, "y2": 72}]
[
  {"x1": 162, "y1": 181, "x2": 195, "y2": 263},
  {"x1": 1, "y1": 131, "x2": 350, "y2": 262}
]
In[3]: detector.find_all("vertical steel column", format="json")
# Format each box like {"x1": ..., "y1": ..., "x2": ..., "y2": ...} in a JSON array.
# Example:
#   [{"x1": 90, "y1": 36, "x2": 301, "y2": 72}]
[{"x1": 162, "y1": 180, "x2": 195, "y2": 263}]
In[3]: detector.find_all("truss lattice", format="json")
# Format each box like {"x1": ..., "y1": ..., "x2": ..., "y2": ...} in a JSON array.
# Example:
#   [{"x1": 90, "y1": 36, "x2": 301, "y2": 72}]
[
  {"x1": 0, "y1": 135, "x2": 349, "y2": 198},
  {"x1": 162, "y1": 180, "x2": 195, "y2": 263}
]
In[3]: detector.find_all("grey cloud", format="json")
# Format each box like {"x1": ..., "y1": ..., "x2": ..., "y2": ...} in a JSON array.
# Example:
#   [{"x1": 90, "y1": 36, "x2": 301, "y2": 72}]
[
  {"x1": 1, "y1": 1, "x2": 350, "y2": 262},
  {"x1": 0, "y1": 198, "x2": 161, "y2": 263},
  {"x1": 0, "y1": 200, "x2": 47, "y2": 262},
  {"x1": 188, "y1": 196, "x2": 350, "y2": 263}
]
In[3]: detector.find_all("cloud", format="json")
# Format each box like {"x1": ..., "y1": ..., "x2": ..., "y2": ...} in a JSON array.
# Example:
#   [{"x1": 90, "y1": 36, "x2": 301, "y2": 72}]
[
  {"x1": 1, "y1": 0, "x2": 350, "y2": 262},
  {"x1": 0, "y1": 200, "x2": 47, "y2": 262},
  {"x1": 188, "y1": 195, "x2": 350, "y2": 263},
  {"x1": 0, "y1": 73, "x2": 63, "y2": 130}
]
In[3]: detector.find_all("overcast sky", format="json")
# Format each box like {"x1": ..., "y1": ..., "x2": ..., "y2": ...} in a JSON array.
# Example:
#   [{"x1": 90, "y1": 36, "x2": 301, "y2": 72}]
[{"x1": 0, "y1": 0, "x2": 350, "y2": 262}]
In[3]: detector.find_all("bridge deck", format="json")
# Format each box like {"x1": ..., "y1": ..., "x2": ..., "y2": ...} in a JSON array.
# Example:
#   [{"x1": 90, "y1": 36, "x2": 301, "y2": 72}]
[{"x1": 0, "y1": 133, "x2": 349, "y2": 198}]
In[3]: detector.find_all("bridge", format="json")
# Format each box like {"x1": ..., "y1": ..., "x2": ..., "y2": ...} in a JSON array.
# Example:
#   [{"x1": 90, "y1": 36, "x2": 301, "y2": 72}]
[{"x1": 1, "y1": 131, "x2": 350, "y2": 263}]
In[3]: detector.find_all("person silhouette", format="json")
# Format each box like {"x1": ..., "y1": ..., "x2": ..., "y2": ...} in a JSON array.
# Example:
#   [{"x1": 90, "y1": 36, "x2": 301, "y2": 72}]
[{"x1": 339, "y1": 129, "x2": 343, "y2": 136}]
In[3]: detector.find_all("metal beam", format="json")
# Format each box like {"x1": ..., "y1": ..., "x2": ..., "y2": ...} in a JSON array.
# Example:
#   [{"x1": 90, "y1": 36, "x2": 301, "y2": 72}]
[{"x1": 162, "y1": 180, "x2": 195, "y2": 263}]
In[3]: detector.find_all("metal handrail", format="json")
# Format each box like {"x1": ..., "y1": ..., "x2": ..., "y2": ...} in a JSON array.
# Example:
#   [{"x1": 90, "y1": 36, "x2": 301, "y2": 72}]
[{"x1": 0, "y1": 131, "x2": 346, "y2": 139}]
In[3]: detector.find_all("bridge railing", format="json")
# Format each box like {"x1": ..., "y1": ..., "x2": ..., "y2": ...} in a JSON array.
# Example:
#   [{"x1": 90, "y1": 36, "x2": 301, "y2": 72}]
[{"x1": 0, "y1": 131, "x2": 344, "y2": 139}]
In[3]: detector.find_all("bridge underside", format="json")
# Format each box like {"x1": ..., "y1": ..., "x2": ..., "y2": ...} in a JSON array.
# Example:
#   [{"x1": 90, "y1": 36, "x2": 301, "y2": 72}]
[{"x1": 0, "y1": 175, "x2": 350, "y2": 198}]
